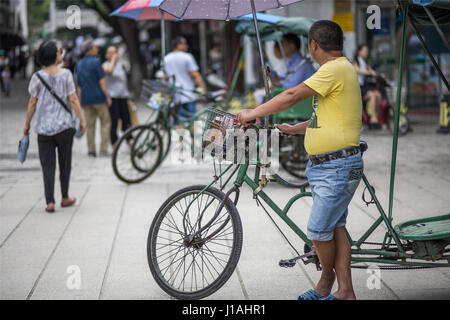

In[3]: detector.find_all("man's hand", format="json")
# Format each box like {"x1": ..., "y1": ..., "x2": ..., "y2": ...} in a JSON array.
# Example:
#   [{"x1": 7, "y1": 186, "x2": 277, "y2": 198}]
[
  {"x1": 236, "y1": 109, "x2": 256, "y2": 125},
  {"x1": 107, "y1": 96, "x2": 112, "y2": 107},
  {"x1": 275, "y1": 121, "x2": 309, "y2": 136},
  {"x1": 269, "y1": 74, "x2": 281, "y2": 86}
]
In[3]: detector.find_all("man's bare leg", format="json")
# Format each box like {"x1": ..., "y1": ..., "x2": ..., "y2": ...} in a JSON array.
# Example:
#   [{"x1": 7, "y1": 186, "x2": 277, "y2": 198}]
[
  {"x1": 331, "y1": 227, "x2": 356, "y2": 300},
  {"x1": 312, "y1": 239, "x2": 337, "y2": 297}
]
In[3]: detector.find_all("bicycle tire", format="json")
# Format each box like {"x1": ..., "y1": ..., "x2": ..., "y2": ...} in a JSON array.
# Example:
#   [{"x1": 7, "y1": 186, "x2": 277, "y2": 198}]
[
  {"x1": 147, "y1": 185, "x2": 243, "y2": 300},
  {"x1": 275, "y1": 135, "x2": 308, "y2": 185},
  {"x1": 387, "y1": 106, "x2": 410, "y2": 136},
  {"x1": 112, "y1": 125, "x2": 163, "y2": 184}
]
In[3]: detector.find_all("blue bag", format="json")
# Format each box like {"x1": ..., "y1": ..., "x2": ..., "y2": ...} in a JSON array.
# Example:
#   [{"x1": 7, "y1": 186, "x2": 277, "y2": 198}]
[{"x1": 18, "y1": 134, "x2": 29, "y2": 164}]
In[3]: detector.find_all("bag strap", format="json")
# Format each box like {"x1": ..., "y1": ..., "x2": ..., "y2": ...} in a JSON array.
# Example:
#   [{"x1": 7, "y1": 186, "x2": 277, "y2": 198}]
[{"x1": 35, "y1": 72, "x2": 72, "y2": 115}]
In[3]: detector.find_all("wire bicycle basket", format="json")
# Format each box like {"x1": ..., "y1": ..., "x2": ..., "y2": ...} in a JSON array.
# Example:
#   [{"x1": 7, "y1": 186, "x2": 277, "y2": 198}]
[
  {"x1": 141, "y1": 79, "x2": 173, "y2": 111},
  {"x1": 202, "y1": 107, "x2": 239, "y2": 161}
]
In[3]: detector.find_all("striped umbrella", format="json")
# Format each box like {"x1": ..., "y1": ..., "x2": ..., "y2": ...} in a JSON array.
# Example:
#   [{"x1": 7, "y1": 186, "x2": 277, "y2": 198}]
[{"x1": 111, "y1": 0, "x2": 176, "y2": 21}]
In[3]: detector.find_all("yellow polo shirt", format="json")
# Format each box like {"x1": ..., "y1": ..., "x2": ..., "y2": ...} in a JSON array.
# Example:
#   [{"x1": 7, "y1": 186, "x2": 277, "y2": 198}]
[{"x1": 303, "y1": 57, "x2": 362, "y2": 155}]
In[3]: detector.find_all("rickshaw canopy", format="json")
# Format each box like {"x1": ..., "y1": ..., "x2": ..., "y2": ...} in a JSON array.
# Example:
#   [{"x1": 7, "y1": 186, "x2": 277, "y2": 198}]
[
  {"x1": 235, "y1": 16, "x2": 315, "y2": 37},
  {"x1": 409, "y1": 0, "x2": 450, "y2": 24}
]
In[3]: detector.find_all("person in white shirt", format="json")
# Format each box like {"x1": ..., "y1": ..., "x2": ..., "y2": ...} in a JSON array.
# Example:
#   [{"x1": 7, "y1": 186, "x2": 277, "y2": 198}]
[
  {"x1": 102, "y1": 45, "x2": 130, "y2": 146},
  {"x1": 164, "y1": 36, "x2": 207, "y2": 122},
  {"x1": 353, "y1": 44, "x2": 381, "y2": 129}
]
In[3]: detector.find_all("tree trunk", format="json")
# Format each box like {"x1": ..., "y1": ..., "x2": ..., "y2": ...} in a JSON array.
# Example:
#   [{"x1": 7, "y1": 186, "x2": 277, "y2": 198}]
[{"x1": 118, "y1": 19, "x2": 144, "y2": 99}]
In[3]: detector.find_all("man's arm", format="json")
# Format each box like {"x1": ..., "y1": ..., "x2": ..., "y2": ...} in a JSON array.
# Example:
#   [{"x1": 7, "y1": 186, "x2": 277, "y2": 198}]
[
  {"x1": 190, "y1": 70, "x2": 207, "y2": 93},
  {"x1": 99, "y1": 78, "x2": 112, "y2": 107},
  {"x1": 237, "y1": 83, "x2": 318, "y2": 124},
  {"x1": 275, "y1": 121, "x2": 310, "y2": 135}
]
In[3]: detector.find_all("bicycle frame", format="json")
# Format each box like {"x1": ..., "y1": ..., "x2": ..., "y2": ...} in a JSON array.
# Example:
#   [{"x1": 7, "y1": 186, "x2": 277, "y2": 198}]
[{"x1": 183, "y1": 154, "x2": 450, "y2": 268}]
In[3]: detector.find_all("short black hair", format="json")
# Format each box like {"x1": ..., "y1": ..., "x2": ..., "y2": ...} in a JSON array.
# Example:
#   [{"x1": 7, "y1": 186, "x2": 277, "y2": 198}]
[
  {"x1": 282, "y1": 33, "x2": 301, "y2": 51},
  {"x1": 308, "y1": 20, "x2": 343, "y2": 52},
  {"x1": 37, "y1": 41, "x2": 58, "y2": 67},
  {"x1": 171, "y1": 36, "x2": 186, "y2": 51}
]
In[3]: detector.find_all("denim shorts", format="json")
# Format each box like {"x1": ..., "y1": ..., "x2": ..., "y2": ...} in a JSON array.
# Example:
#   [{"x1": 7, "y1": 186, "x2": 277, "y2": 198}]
[
  {"x1": 176, "y1": 102, "x2": 196, "y2": 121},
  {"x1": 306, "y1": 148, "x2": 364, "y2": 242}
]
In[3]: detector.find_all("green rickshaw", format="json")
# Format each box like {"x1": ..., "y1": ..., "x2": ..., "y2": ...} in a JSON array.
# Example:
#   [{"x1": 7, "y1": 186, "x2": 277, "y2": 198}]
[{"x1": 146, "y1": 0, "x2": 450, "y2": 300}]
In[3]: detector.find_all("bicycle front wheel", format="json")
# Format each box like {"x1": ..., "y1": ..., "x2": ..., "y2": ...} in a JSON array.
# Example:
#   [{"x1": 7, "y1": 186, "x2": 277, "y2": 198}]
[
  {"x1": 112, "y1": 125, "x2": 163, "y2": 184},
  {"x1": 147, "y1": 185, "x2": 243, "y2": 300}
]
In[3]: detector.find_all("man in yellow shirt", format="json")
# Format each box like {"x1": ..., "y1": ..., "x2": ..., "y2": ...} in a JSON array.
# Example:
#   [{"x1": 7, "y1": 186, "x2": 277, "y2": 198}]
[{"x1": 237, "y1": 20, "x2": 363, "y2": 300}]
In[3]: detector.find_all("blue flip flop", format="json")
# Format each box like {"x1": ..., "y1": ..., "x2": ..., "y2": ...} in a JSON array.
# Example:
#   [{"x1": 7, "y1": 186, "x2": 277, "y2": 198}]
[
  {"x1": 297, "y1": 289, "x2": 324, "y2": 300},
  {"x1": 321, "y1": 294, "x2": 339, "y2": 300}
]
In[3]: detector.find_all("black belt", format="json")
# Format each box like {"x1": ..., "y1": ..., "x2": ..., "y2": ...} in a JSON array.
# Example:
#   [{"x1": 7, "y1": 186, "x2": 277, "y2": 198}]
[{"x1": 309, "y1": 146, "x2": 360, "y2": 165}]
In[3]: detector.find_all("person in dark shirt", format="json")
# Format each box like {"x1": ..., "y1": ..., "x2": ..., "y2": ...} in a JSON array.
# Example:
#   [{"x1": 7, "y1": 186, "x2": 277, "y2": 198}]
[{"x1": 76, "y1": 40, "x2": 112, "y2": 157}]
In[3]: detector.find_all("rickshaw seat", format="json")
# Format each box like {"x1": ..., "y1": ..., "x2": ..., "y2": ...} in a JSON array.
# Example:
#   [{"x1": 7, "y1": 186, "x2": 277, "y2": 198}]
[
  {"x1": 271, "y1": 87, "x2": 313, "y2": 123},
  {"x1": 394, "y1": 214, "x2": 450, "y2": 241}
]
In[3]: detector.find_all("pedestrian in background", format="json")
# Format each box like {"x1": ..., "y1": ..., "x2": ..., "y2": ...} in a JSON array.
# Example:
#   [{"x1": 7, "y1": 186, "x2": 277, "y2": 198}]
[
  {"x1": 1, "y1": 64, "x2": 11, "y2": 97},
  {"x1": 76, "y1": 40, "x2": 112, "y2": 157},
  {"x1": 164, "y1": 36, "x2": 207, "y2": 122},
  {"x1": 23, "y1": 40, "x2": 86, "y2": 213},
  {"x1": 0, "y1": 50, "x2": 8, "y2": 95},
  {"x1": 102, "y1": 45, "x2": 131, "y2": 147}
]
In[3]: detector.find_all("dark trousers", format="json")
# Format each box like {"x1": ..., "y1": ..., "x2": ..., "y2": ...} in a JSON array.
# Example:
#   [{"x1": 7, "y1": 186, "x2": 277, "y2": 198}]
[
  {"x1": 38, "y1": 128, "x2": 75, "y2": 204},
  {"x1": 110, "y1": 98, "x2": 131, "y2": 145}
]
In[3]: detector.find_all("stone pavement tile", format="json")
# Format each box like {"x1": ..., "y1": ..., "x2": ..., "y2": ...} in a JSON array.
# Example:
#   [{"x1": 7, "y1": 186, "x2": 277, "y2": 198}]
[
  {"x1": 0, "y1": 184, "x2": 43, "y2": 245},
  {"x1": 393, "y1": 288, "x2": 450, "y2": 300},
  {"x1": 29, "y1": 184, "x2": 126, "y2": 299},
  {"x1": 204, "y1": 273, "x2": 247, "y2": 300},
  {"x1": 0, "y1": 184, "x2": 87, "y2": 300},
  {"x1": 374, "y1": 269, "x2": 450, "y2": 293},
  {"x1": 99, "y1": 183, "x2": 169, "y2": 299},
  {"x1": 233, "y1": 187, "x2": 313, "y2": 300}
]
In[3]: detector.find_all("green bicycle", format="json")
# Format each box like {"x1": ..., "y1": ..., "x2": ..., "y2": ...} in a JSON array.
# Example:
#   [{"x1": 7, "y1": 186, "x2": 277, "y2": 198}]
[
  {"x1": 112, "y1": 79, "x2": 223, "y2": 184},
  {"x1": 146, "y1": 107, "x2": 450, "y2": 300}
]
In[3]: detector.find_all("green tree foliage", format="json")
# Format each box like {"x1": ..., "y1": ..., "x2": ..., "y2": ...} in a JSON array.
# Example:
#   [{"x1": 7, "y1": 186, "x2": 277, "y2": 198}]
[{"x1": 27, "y1": 0, "x2": 50, "y2": 31}]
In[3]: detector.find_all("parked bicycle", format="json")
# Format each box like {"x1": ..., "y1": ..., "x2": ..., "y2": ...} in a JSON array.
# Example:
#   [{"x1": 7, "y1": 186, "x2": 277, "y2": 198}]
[{"x1": 112, "y1": 79, "x2": 224, "y2": 184}]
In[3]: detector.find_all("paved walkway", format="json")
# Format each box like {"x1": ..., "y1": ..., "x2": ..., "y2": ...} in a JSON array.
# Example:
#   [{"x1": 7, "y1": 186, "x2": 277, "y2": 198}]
[{"x1": 1, "y1": 79, "x2": 449, "y2": 300}]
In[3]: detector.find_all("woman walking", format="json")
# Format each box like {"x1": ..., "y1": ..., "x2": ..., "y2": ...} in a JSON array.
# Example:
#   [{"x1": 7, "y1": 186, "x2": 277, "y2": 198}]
[
  {"x1": 24, "y1": 41, "x2": 86, "y2": 213},
  {"x1": 102, "y1": 45, "x2": 131, "y2": 147}
]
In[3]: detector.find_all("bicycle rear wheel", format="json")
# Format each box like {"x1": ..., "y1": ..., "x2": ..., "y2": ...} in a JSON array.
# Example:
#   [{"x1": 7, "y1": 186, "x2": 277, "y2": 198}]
[
  {"x1": 147, "y1": 185, "x2": 243, "y2": 300},
  {"x1": 112, "y1": 125, "x2": 163, "y2": 184},
  {"x1": 278, "y1": 135, "x2": 308, "y2": 182}
]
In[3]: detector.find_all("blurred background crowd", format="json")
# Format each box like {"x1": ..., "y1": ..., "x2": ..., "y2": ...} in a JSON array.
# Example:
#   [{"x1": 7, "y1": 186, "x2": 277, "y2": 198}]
[{"x1": 1, "y1": 0, "x2": 449, "y2": 108}]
